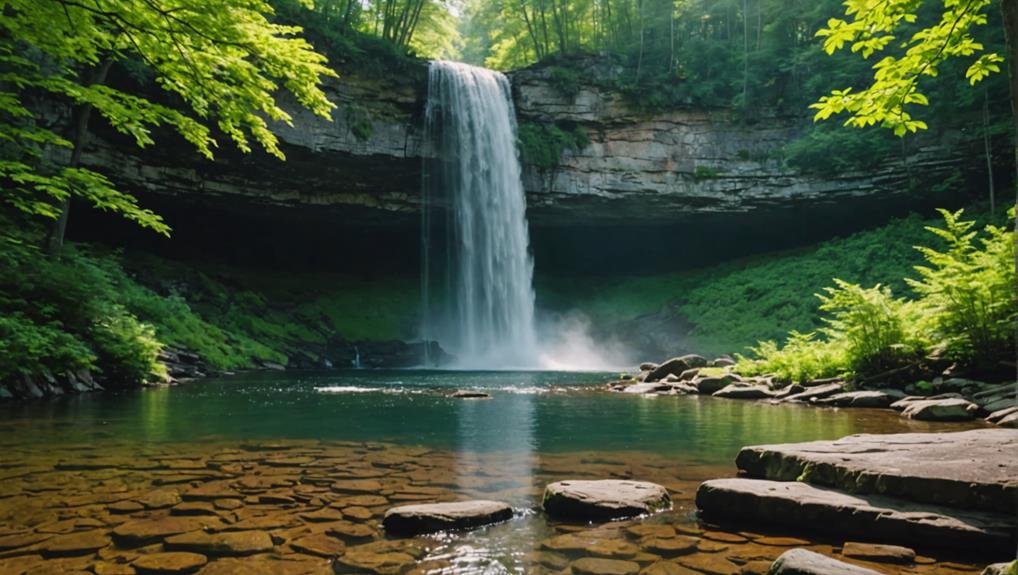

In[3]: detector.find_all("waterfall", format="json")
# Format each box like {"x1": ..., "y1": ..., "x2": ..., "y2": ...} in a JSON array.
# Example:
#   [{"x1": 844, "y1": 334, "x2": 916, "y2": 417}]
[{"x1": 420, "y1": 61, "x2": 540, "y2": 369}]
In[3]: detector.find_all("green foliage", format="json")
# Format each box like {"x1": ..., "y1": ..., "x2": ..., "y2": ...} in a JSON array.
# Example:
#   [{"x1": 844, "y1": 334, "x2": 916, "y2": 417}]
[
  {"x1": 517, "y1": 122, "x2": 589, "y2": 169},
  {"x1": 817, "y1": 280, "x2": 926, "y2": 374},
  {"x1": 783, "y1": 122, "x2": 896, "y2": 176},
  {"x1": 737, "y1": 209, "x2": 1015, "y2": 381},
  {"x1": 693, "y1": 166, "x2": 721, "y2": 181},
  {"x1": 1, "y1": 0, "x2": 334, "y2": 232},
  {"x1": 737, "y1": 332, "x2": 848, "y2": 382},
  {"x1": 548, "y1": 66, "x2": 583, "y2": 97},
  {"x1": 540, "y1": 212, "x2": 941, "y2": 357},
  {"x1": 0, "y1": 234, "x2": 165, "y2": 386},
  {"x1": 812, "y1": 0, "x2": 1002, "y2": 135},
  {"x1": 345, "y1": 104, "x2": 375, "y2": 141},
  {"x1": 908, "y1": 208, "x2": 1017, "y2": 363}
]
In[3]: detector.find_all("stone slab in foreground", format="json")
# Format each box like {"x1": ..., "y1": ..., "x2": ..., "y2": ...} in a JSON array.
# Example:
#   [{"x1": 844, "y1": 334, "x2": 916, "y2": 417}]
[
  {"x1": 769, "y1": 549, "x2": 881, "y2": 575},
  {"x1": 382, "y1": 500, "x2": 513, "y2": 535},
  {"x1": 696, "y1": 478, "x2": 1015, "y2": 553},
  {"x1": 543, "y1": 480, "x2": 671, "y2": 521},
  {"x1": 735, "y1": 428, "x2": 1018, "y2": 511}
]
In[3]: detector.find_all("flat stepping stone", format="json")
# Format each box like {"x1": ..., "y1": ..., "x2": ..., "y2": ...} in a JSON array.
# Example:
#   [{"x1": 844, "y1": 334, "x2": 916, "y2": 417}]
[
  {"x1": 770, "y1": 549, "x2": 880, "y2": 575},
  {"x1": 734, "y1": 429, "x2": 1018, "y2": 512},
  {"x1": 290, "y1": 533, "x2": 346, "y2": 557},
  {"x1": 171, "y1": 502, "x2": 217, "y2": 516},
  {"x1": 326, "y1": 520, "x2": 376, "y2": 541},
  {"x1": 543, "y1": 480, "x2": 670, "y2": 521},
  {"x1": 163, "y1": 530, "x2": 273, "y2": 556},
  {"x1": 571, "y1": 557, "x2": 640, "y2": 575},
  {"x1": 132, "y1": 552, "x2": 208, "y2": 574},
  {"x1": 38, "y1": 530, "x2": 110, "y2": 556},
  {"x1": 641, "y1": 536, "x2": 698, "y2": 557},
  {"x1": 333, "y1": 540, "x2": 429, "y2": 574},
  {"x1": 112, "y1": 517, "x2": 219, "y2": 546},
  {"x1": 841, "y1": 541, "x2": 915, "y2": 564},
  {"x1": 383, "y1": 500, "x2": 512, "y2": 535},
  {"x1": 696, "y1": 478, "x2": 1015, "y2": 552}
]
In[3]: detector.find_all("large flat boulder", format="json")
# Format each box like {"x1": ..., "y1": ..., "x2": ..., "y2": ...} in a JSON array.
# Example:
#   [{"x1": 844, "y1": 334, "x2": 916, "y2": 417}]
[
  {"x1": 816, "y1": 390, "x2": 904, "y2": 408},
  {"x1": 769, "y1": 549, "x2": 881, "y2": 575},
  {"x1": 382, "y1": 500, "x2": 512, "y2": 535},
  {"x1": 899, "y1": 398, "x2": 979, "y2": 421},
  {"x1": 734, "y1": 429, "x2": 1018, "y2": 512},
  {"x1": 646, "y1": 356, "x2": 707, "y2": 382},
  {"x1": 696, "y1": 478, "x2": 1015, "y2": 553},
  {"x1": 543, "y1": 480, "x2": 671, "y2": 521}
]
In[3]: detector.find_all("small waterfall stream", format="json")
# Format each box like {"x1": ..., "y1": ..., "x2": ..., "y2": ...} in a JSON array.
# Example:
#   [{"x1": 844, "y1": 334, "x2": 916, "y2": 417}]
[{"x1": 421, "y1": 60, "x2": 540, "y2": 368}]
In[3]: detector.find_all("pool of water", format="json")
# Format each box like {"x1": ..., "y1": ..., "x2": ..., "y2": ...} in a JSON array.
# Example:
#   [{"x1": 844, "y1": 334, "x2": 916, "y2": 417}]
[
  {"x1": 0, "y1": 370, "x2": 969, "y2": 460},
  {"x1": 0, "y1": 371, "x2": 988, "y2": 574}
]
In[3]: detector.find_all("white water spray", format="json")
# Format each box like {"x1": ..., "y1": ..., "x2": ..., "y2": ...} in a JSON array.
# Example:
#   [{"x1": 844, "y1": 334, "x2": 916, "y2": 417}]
[{"x1": 421, "y1": 61, "x2": 540, "y2": 368}]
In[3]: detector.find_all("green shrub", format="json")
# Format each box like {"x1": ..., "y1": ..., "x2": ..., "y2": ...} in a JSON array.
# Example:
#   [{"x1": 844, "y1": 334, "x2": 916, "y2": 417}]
[
  {"x1": 90, "y1": 310, "x2": 166, "y2": 388},
  {"x1": 817, "y1": 279, "x2": 926, "y2": 374},
  {"x1": 908, "y1": 208, "x2": 1016, "y2": 364},
  {"x1": 0, "y1": 314, "x2": 95, "y2": 380},
  {"x1": 736, "y1": 331, "x2": 847, "y2": 383},
  {"x1": 548, "y1": 66, "x2": 582, "y2": 98},
  {"x1": 735, "y1": 208, "x2": 1015, "y2": 381}
]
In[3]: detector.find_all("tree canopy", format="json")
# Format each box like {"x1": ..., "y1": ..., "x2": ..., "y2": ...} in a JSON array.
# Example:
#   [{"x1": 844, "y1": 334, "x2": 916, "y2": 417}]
[{"x1": 1, "y1": 0, "x2": 336, "y2": 236}]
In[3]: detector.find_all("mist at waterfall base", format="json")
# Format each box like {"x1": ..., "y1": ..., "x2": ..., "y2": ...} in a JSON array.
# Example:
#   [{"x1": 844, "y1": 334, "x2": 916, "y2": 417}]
[{"x1": 420, "y1": 60, "x2": 631, "y2": 371}]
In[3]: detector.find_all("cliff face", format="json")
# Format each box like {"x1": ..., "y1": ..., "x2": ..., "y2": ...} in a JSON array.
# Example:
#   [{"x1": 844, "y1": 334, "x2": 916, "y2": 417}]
[
  {"x1": 79, "y1": 60, "x2": 979, "y2": 230},
  {"x1": 509, "y1": 65, "x2": 972, "y2": 226}
]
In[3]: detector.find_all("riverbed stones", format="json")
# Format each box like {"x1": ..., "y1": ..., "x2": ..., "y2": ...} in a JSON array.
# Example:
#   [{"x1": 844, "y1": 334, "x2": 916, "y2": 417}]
[
  {"x1": 570, "y1": 557, "x2": 641, "y2": 575},
  {"x1": 112, "y1": 517, "x2": 220, "y2": 547},
  {"x1": 695, "y1": 376, "x2": 737, "y2": 395},
  {"x1": 163, "y1": 530, "x2": 274, "y2": 556},
  {"x1": 841, "y1": 541, "x2": 916, "y2": 564},
  {"x1": 695, "y1": 478, "x2": 1014, "y2": 551},
  {"x1": 982, "y1": 561, "x2": 1017, "y2": 575},
  {"x1": 383, "y1": 499, "x2": 512, "y2": 535},
  {"x1": 38, "y1": 530, "x2": 110, "y2": 556},
  {"x1": 899, "y1": 397, "x2": 980, "y2": 421},
  {"x1": 623, "y1": 382, "x2": 673, "y2": 394},
  {"x1": 133, "y1": 552, "x2": 208, "y2": 574},
  {"x1": 543, "y1": 480, "x2": 671, "y2": 521},
  {"x1": 769, "y1": 549, "x2": 881, "y2": 575},
  {"x1": 290, "y1": 533, "x2": 346, "y2": 557}
]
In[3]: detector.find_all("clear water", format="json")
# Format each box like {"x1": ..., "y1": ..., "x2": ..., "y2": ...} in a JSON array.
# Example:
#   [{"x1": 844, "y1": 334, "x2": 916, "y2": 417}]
[
  {"x1": 0, "y1": 372, "x2": 988, "y2": 574},
  {"x1": 0, "y1": 370, "x2": 966, "y2": 459},
  {"x1": 421, "y1": 61, "x2": 539, "y2": 368}
]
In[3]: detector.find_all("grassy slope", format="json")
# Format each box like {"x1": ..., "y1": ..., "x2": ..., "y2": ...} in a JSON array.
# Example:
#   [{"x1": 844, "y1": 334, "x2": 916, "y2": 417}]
[
  {"x1": 122, "y1": 253, "x2": 419, "y2": 368},
  {"x1": 537, "y1": 212, "x2": 945, "y2": 357}
]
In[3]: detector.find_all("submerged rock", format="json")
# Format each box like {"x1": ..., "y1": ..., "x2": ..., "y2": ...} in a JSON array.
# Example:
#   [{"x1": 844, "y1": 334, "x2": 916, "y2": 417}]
[
  {"x1": 543, "y1": 479, "x2": 671, "y2": 521},
  {"x1": 382, "y1": 500, "x2": 513, "y2": 535},
  {"x1": 696, "y1": 478, "x2": 1014, "y2": 551},
  {"x1": 621, "y1": 382, "x2": 672, "y2": 394},
  {"x1": 769, "y1": 549, "x2": 881, "y2": 575},
  {"x1": 132, "y1": 552, "x2": 208, "y2": 574},
  {"x1": 450, "y1": 390, "x2": 491, "y2": 399},
  {"x1": 570, "y1": 557, "x2": 640, "y2": 575},
  {"x1": 841, "y1": 541, "x2": 915, "y2": 564}
]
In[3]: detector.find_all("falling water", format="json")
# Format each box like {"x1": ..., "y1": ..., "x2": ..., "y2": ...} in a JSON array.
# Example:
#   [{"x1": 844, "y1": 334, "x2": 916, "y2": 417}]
[{"x1": 420, "y1": 61, "x2": 540, "y2": 368}]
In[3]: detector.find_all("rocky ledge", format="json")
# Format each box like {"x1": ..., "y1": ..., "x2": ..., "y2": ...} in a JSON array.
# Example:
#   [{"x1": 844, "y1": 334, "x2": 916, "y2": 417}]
[
  {"x1": 696, "y1": 429, "x2": 1018, "y2": 557},
  {"x1": 609, "y1": 354, "x2": 1018, "y2": 428}
]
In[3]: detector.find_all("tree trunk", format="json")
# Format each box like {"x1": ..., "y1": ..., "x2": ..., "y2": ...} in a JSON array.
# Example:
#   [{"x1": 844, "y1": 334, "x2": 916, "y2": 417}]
[
  {"x1": 1000, "y1": 0, "x2": 1017, "y2": 393},
  {"x1": 46, "y1": 59, "x2": 112, "y2": 255},
  {"x1": 982, "y1": 86, "x2": 996, "y2": 214}
]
